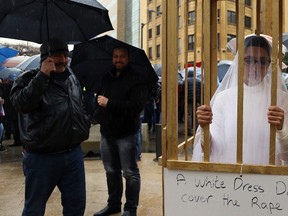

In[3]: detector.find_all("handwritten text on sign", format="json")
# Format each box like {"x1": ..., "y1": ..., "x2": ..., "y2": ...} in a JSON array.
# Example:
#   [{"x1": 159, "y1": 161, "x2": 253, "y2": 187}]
[{"x1": 164, "y1": 168, "x2": 288, "y2": 216}]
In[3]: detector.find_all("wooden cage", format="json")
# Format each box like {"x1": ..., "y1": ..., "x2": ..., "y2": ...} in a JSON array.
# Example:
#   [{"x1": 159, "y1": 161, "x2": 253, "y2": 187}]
[{"x1": 161, "y1": 0, "x2": 288, "y2": 215}]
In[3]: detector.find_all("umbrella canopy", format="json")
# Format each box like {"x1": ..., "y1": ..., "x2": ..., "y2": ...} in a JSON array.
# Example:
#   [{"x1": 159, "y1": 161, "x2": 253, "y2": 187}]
[
  {"x1": 180, "y1": 67, "x2": 202, "y2": 80},
  {"x1": 153, "y1": 64, "x2": 162, "y2": 76},
  {"x1": 0, "y1": 0, "x2": 113, "y2": 44},
  {"x1": 16, "y1": 53, "x2": 72, "y2": 71},
  {"x1": 16, "y1": 54, "x2": 41, "y2": 71},
  {"x1": 217, "y1": 60, "x2": 232, "y2": 83},
  {"x1": 71, "y1": 35, "x2": 158, "y2": 93},
  {"x1": 3, "y1": 55, "x2": 30, "y2": 68},
  {"x1": 0, "y1": 67, "x2": 22, "y2": 80},
  {"x1": 0, "y1": 44, "x2": 19, "y2": 64}
]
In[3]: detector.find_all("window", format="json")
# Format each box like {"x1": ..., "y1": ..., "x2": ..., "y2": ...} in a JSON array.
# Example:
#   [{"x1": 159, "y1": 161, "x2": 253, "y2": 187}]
[
  {"x1": 148, "y1": 11, "x2": 153, "y2": 20},
  {"x1": 177, "y1": 0, "x2": 182, "y2": 6},
  {"x1": 178, "y1": 38, "x2": 182, "y2": 53},
  {"x1": 178, "y1": 16, "x2": 182, "y2": 29},
  {"x1": 227, "y1": 11, "x2": 236, "y2": 24},
  {"x1": 156, "y1": 25, "x2": 161, "y2": 36},
  {"x1": 156, "y1": 45, "x2": 161, "y2": 58},
  {"x1": 156, "y1": 6, "x2": 162, "y2": 16},
  {"x1": 245, "y1": 16, "x2": 251, "y2": 28},
  {"x1": 148, "y1": 28, "x2": 152, "y2": 39},
  {"x1": 148, "y1": 47, "x2": 153, "y2": 60},
  {"x1": 188, "y1": 34, "x2": 194, "y2": 51},
  {"x1": 245, "y1": 0, "x2": 252, "y2": 6},
  {"x1": 188, "y1": 11, "x2": 195, "y2": 25}
]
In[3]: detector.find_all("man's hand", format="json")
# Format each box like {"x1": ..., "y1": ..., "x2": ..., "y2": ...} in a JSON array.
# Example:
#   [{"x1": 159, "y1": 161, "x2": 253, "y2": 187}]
[
  {"x1": 40, "y1": 57, "x2": 56, "y2": 76},
  {"x1": 268, "y1": 106, "x2": 284, "y2": 130},
  {"x1": 97, "y1": 95, "x2": 109, "y2": 108},
  {"x1": 196, "y1": 105, "x2": 213, "y2": 128}
]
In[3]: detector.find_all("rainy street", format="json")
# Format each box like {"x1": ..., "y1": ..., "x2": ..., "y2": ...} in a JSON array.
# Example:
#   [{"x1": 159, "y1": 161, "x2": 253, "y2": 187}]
[{"x1": 0, "y1": 127, "x2": 163, "y2": 216}]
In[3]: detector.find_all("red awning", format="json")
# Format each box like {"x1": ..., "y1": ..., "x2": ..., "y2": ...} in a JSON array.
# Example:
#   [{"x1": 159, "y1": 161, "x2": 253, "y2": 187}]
[{"x1": 184, "y1": 62, "x2": 202, "y2": 68}]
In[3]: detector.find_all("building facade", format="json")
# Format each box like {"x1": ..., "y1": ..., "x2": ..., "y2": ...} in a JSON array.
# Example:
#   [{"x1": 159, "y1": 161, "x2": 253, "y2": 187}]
[
  {"x1": 98, "y1": 0, "x2": 288, "y2": 69},
  {"x1": 146, "y1": 0, "x2": 256, "y2": 69}
]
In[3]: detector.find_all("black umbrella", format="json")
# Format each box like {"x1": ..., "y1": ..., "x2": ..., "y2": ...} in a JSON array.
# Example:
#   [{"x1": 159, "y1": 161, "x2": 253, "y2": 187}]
[
  {"x1": 71, "y1": 35, "x2": 158, "y2": 92},
  {"x1": 0, "y1": 0, "x2": 113, "y2": 44}
]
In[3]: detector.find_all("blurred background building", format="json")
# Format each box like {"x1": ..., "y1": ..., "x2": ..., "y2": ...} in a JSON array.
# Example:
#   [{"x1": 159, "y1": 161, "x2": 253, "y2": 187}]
[
  {"x1": 145, "y1": 0, "x2": 288, "y2": 70},
  {"x1": 98, "y1": 0, "x2": 141, "y2": 47}
]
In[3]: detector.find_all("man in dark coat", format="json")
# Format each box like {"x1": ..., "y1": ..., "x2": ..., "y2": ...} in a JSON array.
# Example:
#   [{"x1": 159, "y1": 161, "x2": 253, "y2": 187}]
[
  {"x1": 93, "y1": 46, "x2": 148, "y2": 216},
  {"x1": 10, "y1": 38, "x2": 90, "y2": 216}
]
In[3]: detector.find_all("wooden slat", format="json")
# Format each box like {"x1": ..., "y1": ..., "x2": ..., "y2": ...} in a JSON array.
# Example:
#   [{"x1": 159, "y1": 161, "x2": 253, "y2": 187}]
[
  {"x1": 182, "y1": 0, "x2": 189, "y2": 160},
  {"x1": 210, "y1": 0, "x2": 218, "y2": 96},
  {"x1": 165, "y1": 0, "x2": 178, "y2": 161},
  {"x1": 161, "y1": 0, "x2": 168, "y2": 167},
  {"x1": 255, "y1": 0, "x2": 261, "y2": 34},
  {"x1": 270, "y1": 0, "x2": 280, "y2": 165},
  {"x1": 279, "y1": 0, "x2": 283, "y2": 69},
  {"x1": 202, "y1": 0, "x2": 211, "y2": 162},
  {"x1": 165, "y1": 160, "x2": 288, "y2": 175},
  {"x1": 236, "y1": 0, "x2": 244, "y2": 164},
  {"x1": 161, "y1": 2, "x2": 168, "y2": 215}
]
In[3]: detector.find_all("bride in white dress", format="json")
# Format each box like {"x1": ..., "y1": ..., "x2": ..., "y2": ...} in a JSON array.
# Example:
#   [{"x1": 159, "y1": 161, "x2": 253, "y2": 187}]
[{"x1": 192, "y1": 35, "x2": 288, "y2": 165}]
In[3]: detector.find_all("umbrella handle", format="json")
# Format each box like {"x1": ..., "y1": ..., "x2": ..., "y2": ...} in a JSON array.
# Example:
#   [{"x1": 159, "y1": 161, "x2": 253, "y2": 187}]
[{"x1": 47, "y1": 42, "x2": 51, "y2": 57}]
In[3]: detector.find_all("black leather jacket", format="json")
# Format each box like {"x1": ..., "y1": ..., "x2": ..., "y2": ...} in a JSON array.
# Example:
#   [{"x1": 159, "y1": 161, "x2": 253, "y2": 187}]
[{"x1": 10, "y1": 68, "x2": 90, "y2": 154}]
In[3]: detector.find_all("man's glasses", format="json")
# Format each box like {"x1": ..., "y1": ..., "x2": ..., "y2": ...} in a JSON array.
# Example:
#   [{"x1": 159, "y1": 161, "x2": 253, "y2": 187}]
[{"x1": 244, "y1": 57, "x2": 271, "y2": 66}]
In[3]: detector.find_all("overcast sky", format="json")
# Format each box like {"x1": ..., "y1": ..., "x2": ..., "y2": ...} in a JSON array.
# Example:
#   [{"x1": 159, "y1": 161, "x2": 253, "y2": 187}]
[
  {"x1": 0, "y1": 37, "x2": 40, "y2": 47},
  {"x1": 0, "y1": 37, "x2": 74, "y2": 51}
]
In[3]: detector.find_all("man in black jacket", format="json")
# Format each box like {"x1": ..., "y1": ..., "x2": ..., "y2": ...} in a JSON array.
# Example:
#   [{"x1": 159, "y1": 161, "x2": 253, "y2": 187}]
[
  {"x1": 93, "y1": 46, "x2": 148, "y2": 216},
  {"x1": 10, "y1": 38, "x2": 90, "y2": 216}
]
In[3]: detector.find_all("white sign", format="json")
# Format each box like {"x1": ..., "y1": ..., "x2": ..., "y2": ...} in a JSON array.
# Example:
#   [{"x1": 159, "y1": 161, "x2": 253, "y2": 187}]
[{"x1": 164, "y1": 168, "x2": 288, "y2": 216}]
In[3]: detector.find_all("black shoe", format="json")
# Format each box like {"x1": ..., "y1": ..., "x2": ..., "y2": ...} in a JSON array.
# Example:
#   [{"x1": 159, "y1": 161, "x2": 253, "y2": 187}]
[
  {"x1": 93, "y1": 205, "x2": 121, "y2": 216},
  {"x1": 0, "y1": 146, "x2": 7, "y2": 152},
  {"x1": 122, "y1": 211, "x2": 136, "y2": 216},
  {"x1": 9, "y1": 142, "x2": 22, "y2": 147},
  {"x1": 3, "y1": 136, "x2": 11, "y2": 140}
]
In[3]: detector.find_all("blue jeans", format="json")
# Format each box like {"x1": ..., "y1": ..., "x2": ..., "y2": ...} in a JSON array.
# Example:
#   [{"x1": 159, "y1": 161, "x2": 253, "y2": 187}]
[
  {"x1": 0, "y1": 123, "x2": 3, "y2": 140},
  {"x1": 100, "y1": 133, "x2": 140, "y2": 212},
  {"x1": 143, "y1": 102, "x2": 156, "y2": 132},
  {"x1": 22, "y1": 145, "x2": 86, "y2": 216},
  {"x1": 137, "y1": 118, "x2": 142, "y2": 160}
]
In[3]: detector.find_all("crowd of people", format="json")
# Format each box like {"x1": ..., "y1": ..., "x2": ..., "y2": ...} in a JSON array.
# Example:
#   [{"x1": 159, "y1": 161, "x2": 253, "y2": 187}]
[{"x1": 0, "y1": 74, "x2": 22, "y2": 151}]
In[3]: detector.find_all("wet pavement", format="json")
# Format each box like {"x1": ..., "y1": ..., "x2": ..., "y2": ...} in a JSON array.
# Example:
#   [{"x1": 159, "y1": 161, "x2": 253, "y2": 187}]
[{"x1": 0, "y1": 136, "x2": 162, "y2": 216}]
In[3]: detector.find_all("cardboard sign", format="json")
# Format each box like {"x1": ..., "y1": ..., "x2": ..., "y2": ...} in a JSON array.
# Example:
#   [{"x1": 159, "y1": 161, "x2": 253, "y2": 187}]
[{"x1": 164, "y1": 168, "x2": 288, "y2": 216}]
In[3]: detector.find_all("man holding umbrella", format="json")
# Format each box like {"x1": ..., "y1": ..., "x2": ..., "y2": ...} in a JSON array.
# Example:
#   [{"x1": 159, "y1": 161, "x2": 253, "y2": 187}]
[
  {"x1": 10, "y1": 38, "x2": 90, "y2": 216},
  {"x1": 93, "y1": 46, "x2": 149, "y2": 216}
]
